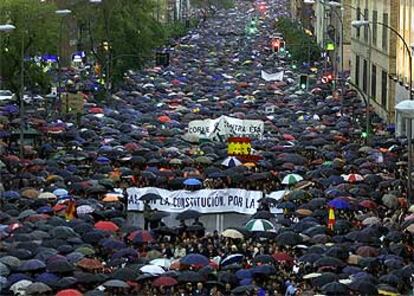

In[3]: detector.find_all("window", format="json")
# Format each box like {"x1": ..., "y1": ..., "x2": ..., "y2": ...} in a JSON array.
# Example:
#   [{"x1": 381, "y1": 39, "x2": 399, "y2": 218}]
[
  {"x1": 364, "y1": 8, "x2": 369, "y2": 42},
  {"x1": 381, "y1": 71, "x2": 387, "y2": 108},
  {"x1": 382, "y1": 13, "x2": 388, "y2": 51},
  {"x1": 355, "y1": 55, "x2": 360, "y2": 86},
  {"x1": 356, "y1": 7, "x2": 361, "y2": 38},
  {"x1": 371, "y1": 65, "x2": 377, "y2": 100},
  {"x1": 372, "y1": 11, "x2": 377, "y2": 46},
  {"x1": 363, "y1": 59, "x2": 368, "y2": 93}
]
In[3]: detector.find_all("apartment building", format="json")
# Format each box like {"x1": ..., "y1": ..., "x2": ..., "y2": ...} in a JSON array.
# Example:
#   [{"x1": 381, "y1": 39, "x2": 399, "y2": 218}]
[{"x1": 350, "y1": 0, "x2": 399, "y2": 121}]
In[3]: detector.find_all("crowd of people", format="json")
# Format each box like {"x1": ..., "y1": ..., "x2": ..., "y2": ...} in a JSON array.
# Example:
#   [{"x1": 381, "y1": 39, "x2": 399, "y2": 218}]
[{"x1": 0, "y1": 0, "x2": 413, "y2": 295}]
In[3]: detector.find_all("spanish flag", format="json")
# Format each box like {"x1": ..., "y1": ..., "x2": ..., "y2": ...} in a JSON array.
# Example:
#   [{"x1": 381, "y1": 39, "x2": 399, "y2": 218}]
[{"x1": 328, "y1": 207, "x2": 335, "y2": 231}]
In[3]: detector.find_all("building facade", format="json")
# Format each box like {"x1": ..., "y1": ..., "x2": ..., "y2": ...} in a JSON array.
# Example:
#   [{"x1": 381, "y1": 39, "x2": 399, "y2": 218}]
[
  {"x1": 395, "y1": 0, "x2": 414, "y2": 105},
  {"x1": 350, "y1": 0, "x2": 400, "y2": 121}
]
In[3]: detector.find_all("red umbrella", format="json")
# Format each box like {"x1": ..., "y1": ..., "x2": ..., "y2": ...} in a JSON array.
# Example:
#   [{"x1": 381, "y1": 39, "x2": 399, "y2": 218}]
[
  {"x1": 359, "y1": 199, "x2": 377, "y2": 209},
  {"x1": 272, "y1": 252, "x2": 294, "y2": 264},
  {"x1": 124, "y1": 142, "x2": 139, "y2": 152},
  {"x1": 158, "y1": 115, "x2": 171, "y2": 123},
  {"x1": 152, "y1": 276, "x2": 178, "y2": 287},
  {"x1": 128, "y1": 230, "x2": 154, "y2": 243},
  {"x1": 77, "y1": 258, "x2": 103, "y2": 270},
  {"x1": 56, "y1": 289, "x2": 83, "y2": 296},
  {"x1": 89, "y1": 107, "x2": 104, "y2": 114},
  {"x1": 94, "y1": 221, "x2": 119, "y2": 232}
]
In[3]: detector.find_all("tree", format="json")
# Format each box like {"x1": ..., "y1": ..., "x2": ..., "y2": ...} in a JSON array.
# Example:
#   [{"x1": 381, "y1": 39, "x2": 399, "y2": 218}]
[
  {"x1": 0, "y1": 0, "x2": 59, "y2": 93},
  {"x1": 275, "y1": 17, "x2": 321, "y2": 65},
  {"x1": 72, "y1": 0, "x2": 166, "y2": 90}
]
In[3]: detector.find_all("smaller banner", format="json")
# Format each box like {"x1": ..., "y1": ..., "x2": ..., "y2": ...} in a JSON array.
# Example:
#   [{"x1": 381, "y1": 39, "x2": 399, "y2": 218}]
[
  {"x1": 188, "y1": 115, "x2": 264, "y2": 141},
  {"x1": 261, "y1": 70, "x2": 284, "y2": 82}
]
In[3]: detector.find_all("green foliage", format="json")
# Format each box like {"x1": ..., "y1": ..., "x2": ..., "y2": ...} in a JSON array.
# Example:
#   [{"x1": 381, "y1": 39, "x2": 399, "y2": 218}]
[
  {"x1": 275, "y1": 17, "x2": 321, "y2": 65},
  {"x1": 0, "y1": 0, "x2": 59, "y2": 93},
  {"x1": 72, "y1": 0, "x2": 166, "y2": 87}
]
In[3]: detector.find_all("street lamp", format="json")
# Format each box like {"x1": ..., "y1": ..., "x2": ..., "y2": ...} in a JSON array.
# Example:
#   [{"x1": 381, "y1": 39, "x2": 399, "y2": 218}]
[
  {"x1": 352, "y1": 20, "x2": 372, "y2": 143},
  {"x1": 396, "y1": 100, "x2": 414, "y2": 202},
  {"x1": 0, "y1": 24, "x2": 16, "y2": 89},
  {"x1": 352, "y1": 19, "x2": 414, "y2": 101},
  {"x1": 55, "y1": 9, "x2": 72, "y2": 111}
]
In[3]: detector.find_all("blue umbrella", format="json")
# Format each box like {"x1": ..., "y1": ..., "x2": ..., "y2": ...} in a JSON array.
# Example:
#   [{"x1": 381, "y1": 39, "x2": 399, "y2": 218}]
[
  {"x1": 236, "y1": 269, "x2": 252, "y2": 280},
  {"x1": 328, "y1": 198, "x2": 350, "y2": 209},
  {"x1": 19, "y1": 259, "x2": 46, "y2": 272},
  {"x1": 2, "y1": 191, "x2": 20, "y2": 199},
  {"x1": 6, "y1": 273, "x2": 33, "y2": 286},
  {"x1": 180, "y1": 254, "x2": 209, "y2": 266},
  {"x1": 240, "y1": 278, "x2": 252, "y2": 286},
  {"x1": 35, "y1": 272, "x2": 61, "y2": 285},
  {"x1": 96, "y1": 156, "x2": 110, "y2": 165},
  {"x1": 183, "y1": 178, "x2": 202, "y2": 186},
  {"x1": 220, "y1": 254, "x2": 244, "y2": 267},
  {"x1": 36, "y1": 206, "x2": 53, "y2": 214},
  {"x1": 52, "y1": 188, "x2": 68, "y2": 197}
]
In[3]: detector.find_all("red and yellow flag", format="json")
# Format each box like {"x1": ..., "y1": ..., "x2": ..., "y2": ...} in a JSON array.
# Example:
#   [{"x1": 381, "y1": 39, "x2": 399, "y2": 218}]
[
  {"x1": 65, "y1": 199, "x2": 76, "y2": 221},
  {"x1": 327, "y1": 207, "x2": 335, "y2": 231}
]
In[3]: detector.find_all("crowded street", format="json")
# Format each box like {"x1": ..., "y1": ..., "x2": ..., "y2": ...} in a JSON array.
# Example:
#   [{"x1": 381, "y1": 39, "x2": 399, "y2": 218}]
[{"x1": 0, "y1": 0, "x2": 413, "y2": 295}]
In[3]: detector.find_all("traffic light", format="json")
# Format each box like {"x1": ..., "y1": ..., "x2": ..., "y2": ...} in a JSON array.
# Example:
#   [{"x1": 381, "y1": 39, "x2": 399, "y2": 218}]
[
  {"x1": 322, "y1": 73, "x2": 334, "y2": 84},
  {"x1": 299, "y1": 75, "x2": 308, "y2": 90},
  {"x1": 271, "y1": 38, "x2": 280, "y2": 52}
]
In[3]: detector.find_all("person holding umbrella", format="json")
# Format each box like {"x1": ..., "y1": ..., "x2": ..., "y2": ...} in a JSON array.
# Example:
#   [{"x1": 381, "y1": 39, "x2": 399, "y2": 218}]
[{"x1": 143, "y1": 200, "x2": 152, "y2": 230}]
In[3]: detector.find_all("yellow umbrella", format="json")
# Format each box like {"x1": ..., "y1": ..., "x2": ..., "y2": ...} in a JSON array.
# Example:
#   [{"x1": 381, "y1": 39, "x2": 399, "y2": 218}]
[
  {"x1": 243, "y1": 162, "x2": 256, "y2": 168},
  {"x1": 222, "y1": 229, "x2": 244, "y2": 239},
  {"x1": 21, "y1": 188, "x2": 39, "y2": 199},
  {"x1": 103, "y1": 194, "x2": 120, "y2": 202}
]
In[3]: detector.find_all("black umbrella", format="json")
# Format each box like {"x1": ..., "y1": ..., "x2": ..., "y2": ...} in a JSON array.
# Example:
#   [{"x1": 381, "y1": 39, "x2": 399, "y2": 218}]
[
  {"x1": 321, "y1": 282, "x2": 349, "y2": 295},
  {"x1": 315, "y1": 255, "x2": 346, "y2": 269},
  {"x1": 276, "y1": 231, "x2": 303, "y2": 246},
  {"x1": 139, "y1": 193, "x2": 162, "y2": 201},
  {"x1": 177, "y1": 271, "x2": 205, "y2": 283},
  {"x1": 251, "y1": 211, "x2": 274, "y2": 220},
  {"x1": 175, "y1": 210, "x2": 202, "y2": 220}
]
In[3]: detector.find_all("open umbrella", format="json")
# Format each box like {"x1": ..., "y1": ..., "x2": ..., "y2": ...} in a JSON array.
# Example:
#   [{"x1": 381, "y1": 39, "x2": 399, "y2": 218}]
[
  {"x1": 245, "y1": 219, "x2": 275, "y2": 232},
  {"x1": 139, "y1": 193, "x2": 162, "y2": 201},
  {"x1": 221, "y1": 156, "x2": 242, "y2": 167},
  {"x1": 152, "y1": 276, "x2": 178, "y2": 287},
  {"x1": 222, "y1": 229, "x2": 244, "y2": 239},
  {"x1": 181, "y1": 254, "x2": 209, "y2": 267},
  {"x1": 56, "y1": 289, "x2": 83, "y2": 296},
  {"x1": 176, "y1": 210, "x2": 202, "y2": 220},
  {"x1": 281, "y1": 174, "x2": 303, "y2": 185},
  {"x1": 94, "y1": 221, "x2": 119, "y2": 232}
]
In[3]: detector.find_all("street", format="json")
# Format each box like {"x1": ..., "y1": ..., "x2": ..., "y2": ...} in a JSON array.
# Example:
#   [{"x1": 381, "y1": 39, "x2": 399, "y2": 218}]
[{"x1": 0, "y1": 0, "x2": 412, "y2": 295}]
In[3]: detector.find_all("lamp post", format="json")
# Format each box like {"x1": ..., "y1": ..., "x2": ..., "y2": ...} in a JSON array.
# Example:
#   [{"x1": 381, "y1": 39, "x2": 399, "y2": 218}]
[
  {"x1": 351, "y1": 20, "x2": 372, "y2": 143},
  {"x1": 0, "y1": 24, "x2": 16, "y2": 90},
  {"x1": 395, "y1": 100, "x2": 414, "y2": 202},
  {"x1": 55, "y1": 9, "x2": 72, "y2": 114}
]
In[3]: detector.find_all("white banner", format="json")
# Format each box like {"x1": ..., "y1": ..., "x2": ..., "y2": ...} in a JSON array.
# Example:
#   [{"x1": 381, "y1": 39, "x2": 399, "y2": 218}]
[
  {"x1": 127, "y1": 187, "x2": 284, "y2": 215},
  {"x1": 127, "y1": 187, "x2": 264, "y2": 214},
  {"x1": 261, "y1": 70, "x2": 284, "y2": 82},
  {"x1": 187, "y1": 115, "x2": 264, "y2": 141}
]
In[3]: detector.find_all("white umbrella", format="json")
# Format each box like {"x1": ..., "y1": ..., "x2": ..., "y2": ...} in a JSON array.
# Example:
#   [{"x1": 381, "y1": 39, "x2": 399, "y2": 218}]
[
  {"x1": 245, "y1": 219, "x2": 275, "y2": 232},
  {"x1": 341, "y1": 174, "x2": 364, "y2": 183},
  {"x1": 267, "y1": 190, "x2": 289, "y2": 201},
  {"x1": 139, "y1": 264, "x2": 165, "y2": 275},
  {"x1": 281, "y1": 174, "x2": 303, "y2": 185},
  {"x1": 221, "y1": 156, "x2": 242, "y2": 167},
  {"x1": 37, "y1": 192, "x2": 57, "y2": 200},
  {"x1": 150, "y1": 258, "x2": 171, "y2": 269},
  {"x1": 10, "y1": 280, "x2": 32, "y2": 295},
  {"x1": 76, "y1": 205, "x2": 95, "y2": 215}
]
